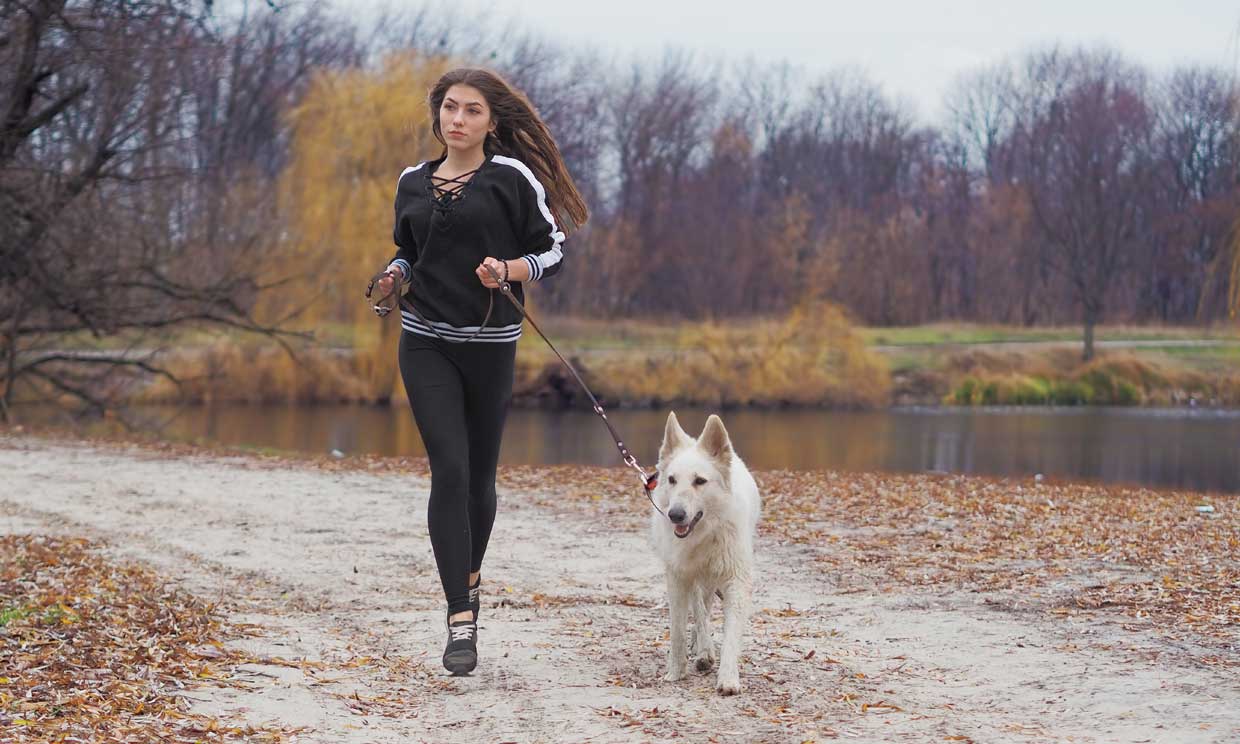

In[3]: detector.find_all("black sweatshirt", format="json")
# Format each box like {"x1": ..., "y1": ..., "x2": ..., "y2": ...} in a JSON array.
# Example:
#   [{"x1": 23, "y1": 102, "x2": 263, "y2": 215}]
[{"x1": 388, "y1": 153, "x2": 566, "y2": 343}]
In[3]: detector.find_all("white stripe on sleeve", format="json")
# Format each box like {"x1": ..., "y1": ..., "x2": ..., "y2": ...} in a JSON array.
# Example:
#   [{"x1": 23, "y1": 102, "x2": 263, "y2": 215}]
[{"x1": 492, "y1": 155, "x2": 565, "y2": 281}]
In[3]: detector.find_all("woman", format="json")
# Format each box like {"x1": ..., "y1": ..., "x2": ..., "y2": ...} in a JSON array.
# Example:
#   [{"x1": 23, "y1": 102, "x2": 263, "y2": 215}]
[{"x1": 373, "y1": 68, "x2": 588, "y2": 675}]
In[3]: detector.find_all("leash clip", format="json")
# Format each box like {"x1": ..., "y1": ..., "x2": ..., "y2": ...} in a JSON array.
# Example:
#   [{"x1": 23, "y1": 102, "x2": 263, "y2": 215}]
[
  {"x1": 622, "y1": 453, "x2": 646, "y2": 482},
  {"x1": 625, "y1": 454, "x2": 663, "y2": 515}
]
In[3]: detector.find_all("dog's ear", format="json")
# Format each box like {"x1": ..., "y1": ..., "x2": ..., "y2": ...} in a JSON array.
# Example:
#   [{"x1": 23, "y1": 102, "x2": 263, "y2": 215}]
[
  {"x1": 660, "y1": 410, "x2": 693, "y2": 462},
  {"x1": 698, "y1": 414, "x2": 734, "y2": 466}
]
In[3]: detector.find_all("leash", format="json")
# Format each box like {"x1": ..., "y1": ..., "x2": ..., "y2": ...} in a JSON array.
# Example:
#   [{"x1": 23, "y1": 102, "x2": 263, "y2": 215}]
[
  {"x1": 367, "y1": 265, "x2": 664, "y2": 515},
  {"x1": 482, "y1": 264, "x2": 663, "y2": 514},
  {"x1": 366, "y1": 270, "x2": 495, "y2": 345}
]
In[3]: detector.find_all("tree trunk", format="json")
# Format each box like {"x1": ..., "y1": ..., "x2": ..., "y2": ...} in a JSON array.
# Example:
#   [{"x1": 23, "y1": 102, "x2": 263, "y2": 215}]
[
  {"x1": 1082, "y1": 304, "x2": 1098, "y2": 361},
  {"x1": 1, "y1": 310, "x2": 18, "y2": 423}
]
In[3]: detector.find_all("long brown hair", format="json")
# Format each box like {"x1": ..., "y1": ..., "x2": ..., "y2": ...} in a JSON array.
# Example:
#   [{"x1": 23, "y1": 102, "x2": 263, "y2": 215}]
[{"x1": 428, "y1": 68, "x2": 589, "y2": 232}]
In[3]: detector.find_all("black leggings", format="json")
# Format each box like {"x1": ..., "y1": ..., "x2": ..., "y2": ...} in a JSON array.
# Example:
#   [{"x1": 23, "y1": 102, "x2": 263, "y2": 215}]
[{"x1": 398, "y1": 331, "x2": 516, "y2": 616}]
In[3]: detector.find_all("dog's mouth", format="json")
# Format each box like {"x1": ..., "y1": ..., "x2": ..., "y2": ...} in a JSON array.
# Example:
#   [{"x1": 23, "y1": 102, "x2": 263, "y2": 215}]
[{"x1": 673, "y1": 511, "x2": 704, "y2": 539}]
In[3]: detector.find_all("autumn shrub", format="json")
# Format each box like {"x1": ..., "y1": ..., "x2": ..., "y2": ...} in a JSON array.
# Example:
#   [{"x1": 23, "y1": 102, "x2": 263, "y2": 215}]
[
  {"x1": 138, "y1": 340, "x2": 380, "y2": 404},
  {"x1": 1009, "y1": 375, "x2": 1052, "y2": 404},
  {"x1": 1049, "y1": 378, "x2": 1094, "y2": 405},
  {"x1": 583, "y1": 301, "x2": 890, "y2": 408},
  {"x1": 950, "y1": 377, "x2": 980, "y2": 405},
  {"x1": 940, "y1": 351, "x2": 1240, "y2": 406}
]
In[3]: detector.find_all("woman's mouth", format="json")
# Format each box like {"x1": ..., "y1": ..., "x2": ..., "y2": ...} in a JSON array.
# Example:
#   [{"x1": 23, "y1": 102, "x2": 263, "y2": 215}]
[{"x1": 673, "y1": 511, "x2": 704, "y2": 539}]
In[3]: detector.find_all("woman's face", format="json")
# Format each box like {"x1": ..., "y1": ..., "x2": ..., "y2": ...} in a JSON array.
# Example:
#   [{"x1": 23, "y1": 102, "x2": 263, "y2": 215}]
[{"x1": 439, "y1": 84, "x2": 493, "y2": 155}]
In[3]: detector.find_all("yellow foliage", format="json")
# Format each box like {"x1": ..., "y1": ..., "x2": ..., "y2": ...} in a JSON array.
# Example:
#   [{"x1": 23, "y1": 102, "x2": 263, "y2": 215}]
[
  {"x1": 771, "y1": 192, "x2": 819, "y2": 294},
  {"x1": 587, "y1": 300, "x2": 891, "y2": 408},
  {"x1": 139, "y1": 340, "x2": 376, "y2": 404},
  {"x1": 265, "y1": 51, "x2": 452, "y2": 400}
]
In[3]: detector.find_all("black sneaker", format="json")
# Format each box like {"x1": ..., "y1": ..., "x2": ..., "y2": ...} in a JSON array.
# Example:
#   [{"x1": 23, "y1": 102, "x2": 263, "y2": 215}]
[
  {"x1": 442, "y1": 616, "x2": 478, "y2": 676},
  {"x1": 468, "y1": 577, "x2": 481, "y2": 620}
]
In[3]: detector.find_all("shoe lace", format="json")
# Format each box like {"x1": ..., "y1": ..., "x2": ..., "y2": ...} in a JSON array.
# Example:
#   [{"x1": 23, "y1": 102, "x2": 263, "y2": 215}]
[{"x1": 450, "y1": 623, "x2": 475, "y2": 642}]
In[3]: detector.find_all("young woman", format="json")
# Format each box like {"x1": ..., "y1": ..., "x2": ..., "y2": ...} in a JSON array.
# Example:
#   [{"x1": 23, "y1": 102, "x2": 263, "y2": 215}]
[{"x1": 373, "y1": 68, "x2": 588, "y2": 675}]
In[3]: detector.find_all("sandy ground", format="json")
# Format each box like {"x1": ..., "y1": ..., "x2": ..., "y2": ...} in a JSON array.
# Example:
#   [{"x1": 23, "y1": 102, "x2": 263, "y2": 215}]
[{"x1": 1, "y1": 434, "x2": 1237, "y2": 743}]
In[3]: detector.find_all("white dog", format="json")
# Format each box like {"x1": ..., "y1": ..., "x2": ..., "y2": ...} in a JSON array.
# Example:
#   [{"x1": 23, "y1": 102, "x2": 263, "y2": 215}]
[{"x1": 649, "y1": 411, "x2": 761, "y2": 695}]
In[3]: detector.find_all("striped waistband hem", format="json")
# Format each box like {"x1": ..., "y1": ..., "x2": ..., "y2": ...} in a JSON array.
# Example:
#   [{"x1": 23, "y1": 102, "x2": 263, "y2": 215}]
[{"x1": 400, "y1": 314, "x2": 522, "y2": 343}]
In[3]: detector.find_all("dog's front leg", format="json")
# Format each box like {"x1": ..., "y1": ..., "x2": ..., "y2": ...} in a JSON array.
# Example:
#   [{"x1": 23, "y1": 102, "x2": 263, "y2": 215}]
[
  {"x1": 662, "y1": 574, "x2": 690, "y2": 682},
  {"x1": 715, "y1": 579, "x2": 751, "y2": 695},
  {"x1": 691, "y1": 584, "x2": 716, "y2": 672}
]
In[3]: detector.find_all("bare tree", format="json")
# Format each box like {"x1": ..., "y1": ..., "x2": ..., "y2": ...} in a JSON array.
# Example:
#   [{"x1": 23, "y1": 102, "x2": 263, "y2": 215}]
[
  {"x1": 1013, "y1": 48, "x2": 1155, "y2": 359},
  {"x1": 942, "y1": 61, "x2": 1065, "y2": 325},
  {"x1": 604, "y1": 52, "x2": 720, "y2": 314},
  {"x1": 494, "y1": 35, "x2": 611, "y2": 313},
  {"x1": 367, "y1": 0, "x2": 500, "y2": 65},
  {"x1": 944, "y1": 62, "x2": 1019, "y2": 183},
  {"x1": 0, "y1": 0, "x2": 354, "y2": 419},
  {"x1": 913, "y1": 133, "x2": 976, "y2": 319},
  {"x1": 1142, "y1": 66, "x2": 1240, "y2": 321}
]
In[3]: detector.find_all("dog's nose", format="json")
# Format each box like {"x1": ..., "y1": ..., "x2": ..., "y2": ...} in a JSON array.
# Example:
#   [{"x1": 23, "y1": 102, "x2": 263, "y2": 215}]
[{"x1": 668, "y1": 506, "x2": 687, "y2": 524}]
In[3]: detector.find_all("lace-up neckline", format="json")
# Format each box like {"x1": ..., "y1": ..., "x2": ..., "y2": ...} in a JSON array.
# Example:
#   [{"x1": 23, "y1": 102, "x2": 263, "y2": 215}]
[
  {"x1": 428, "y1": 165, "x2": 481, "y2": 206},
  {"x1": 425, "y1": 160, "x2": 484, "y2": 231}
]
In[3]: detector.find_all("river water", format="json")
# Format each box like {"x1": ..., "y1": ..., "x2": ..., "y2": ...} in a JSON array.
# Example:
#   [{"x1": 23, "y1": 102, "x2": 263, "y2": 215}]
[{"x1": 27, "y1": 404, "x2": 1237, "y2": 494}]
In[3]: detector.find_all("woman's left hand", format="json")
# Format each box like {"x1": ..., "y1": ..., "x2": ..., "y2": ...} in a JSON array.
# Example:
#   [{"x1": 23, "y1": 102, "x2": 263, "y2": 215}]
[{"x1": 475, "y1": 257, "x2": 508, "y2": 288}]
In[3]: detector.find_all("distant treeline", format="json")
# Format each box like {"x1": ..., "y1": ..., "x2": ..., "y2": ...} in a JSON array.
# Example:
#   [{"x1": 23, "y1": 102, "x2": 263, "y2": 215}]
[
  {"x1": 2, "y1": 1, "x2": 1237, "y2": 413},
  {"x1": 334, "y1": 7, "x2": 1240, "y2": 345}
]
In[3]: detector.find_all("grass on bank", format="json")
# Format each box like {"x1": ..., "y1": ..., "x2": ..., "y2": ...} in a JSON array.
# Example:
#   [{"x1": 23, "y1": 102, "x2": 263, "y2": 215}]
[
  {"x1": 17, "y1": 318, "x2": 1240, "y2": 409},
  {"x1": 938, "y1": 348, "x2": 1240, "y2": 407},
  {"x1": 39, "y1": 317, "x2": 1240, "y2": 354},
  {"x1": 858, "y1": 321, "x2": 1240, "y2": 347}
]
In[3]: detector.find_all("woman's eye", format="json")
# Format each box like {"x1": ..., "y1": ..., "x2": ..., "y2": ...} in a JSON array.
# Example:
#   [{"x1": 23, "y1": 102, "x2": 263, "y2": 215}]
[
  {"x1": 668, "y1": 476, "x2": 677, "y2": 485},
  {"x1": 693, "y1": 476, "x2": 707, "y2": 486}
]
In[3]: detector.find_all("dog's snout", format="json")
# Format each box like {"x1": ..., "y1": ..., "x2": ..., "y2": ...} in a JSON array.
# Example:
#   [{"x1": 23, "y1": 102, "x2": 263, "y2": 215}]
[{"x1": 668, "y1": 506, "x2": 687, "y2": 524}]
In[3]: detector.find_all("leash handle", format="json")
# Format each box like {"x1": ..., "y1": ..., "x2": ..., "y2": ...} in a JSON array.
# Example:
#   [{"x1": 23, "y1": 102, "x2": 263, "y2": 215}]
[{"x1": 365, "y1": 270, "x2": 400, "y2": 317}]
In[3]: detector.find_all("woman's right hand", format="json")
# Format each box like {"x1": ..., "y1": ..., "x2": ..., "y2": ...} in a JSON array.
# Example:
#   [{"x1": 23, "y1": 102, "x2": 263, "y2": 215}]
[
  {"x1": 377, "y1": 266, "x2": 404, "y2": 296},
  {"x1": 376, "y1": 272, "x2": 396, "y2": 297}
]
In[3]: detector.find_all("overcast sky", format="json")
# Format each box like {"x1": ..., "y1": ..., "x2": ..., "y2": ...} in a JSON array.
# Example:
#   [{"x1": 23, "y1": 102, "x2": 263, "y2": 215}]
[{"x1": 348, "y1": 0, "x2": 1240, "y2": 122}]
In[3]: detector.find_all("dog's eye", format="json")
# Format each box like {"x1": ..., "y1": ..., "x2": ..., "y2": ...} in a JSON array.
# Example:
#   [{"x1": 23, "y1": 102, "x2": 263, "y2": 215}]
[
  {"x1": 668, "y1": 476, "x2": 676, "y2": 486},
  {"x1": 693, "y1": 476, "x2": 707, "y2": 486}
]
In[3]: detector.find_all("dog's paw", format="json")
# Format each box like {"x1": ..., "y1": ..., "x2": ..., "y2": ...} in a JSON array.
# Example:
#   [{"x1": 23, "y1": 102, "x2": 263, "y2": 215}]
[
  {"x1": 694, "y1": 649, "x2": 716, "y2": 672},
  {"x1": 715, "y1": 675, "x2": 742, "y2": 696},
  {"x1": 662, "y1": 667, "x2": 688, "y2": 683}
]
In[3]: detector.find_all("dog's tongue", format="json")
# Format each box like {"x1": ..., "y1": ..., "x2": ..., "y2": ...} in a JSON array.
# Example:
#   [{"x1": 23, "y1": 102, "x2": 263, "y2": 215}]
[{"x1": 674, "y1": 524, "x2": 690, "y2": 537}]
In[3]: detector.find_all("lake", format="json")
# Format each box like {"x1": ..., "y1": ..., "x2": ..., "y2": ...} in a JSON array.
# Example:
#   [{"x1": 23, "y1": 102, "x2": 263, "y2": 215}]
[{"x1": 22, "y1": 404, "x2": 1238, "y2": 494}]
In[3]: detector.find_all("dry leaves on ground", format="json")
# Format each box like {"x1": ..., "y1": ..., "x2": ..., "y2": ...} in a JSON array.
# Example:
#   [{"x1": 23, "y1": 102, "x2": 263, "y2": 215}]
[
  {"x1": 497, "y1": 463, "x2": 1239, "y2": 650},
  {"x1": 6, "y1": 428, "x2": 1237, "y2": 656},
  {"x1": 0, "y1": 535, "x2": 304, "y2": 743}
]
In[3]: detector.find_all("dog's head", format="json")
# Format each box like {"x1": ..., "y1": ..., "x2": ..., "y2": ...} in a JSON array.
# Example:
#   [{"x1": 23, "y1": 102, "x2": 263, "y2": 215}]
[{"x1": 653, "y1": 411, "x2": 735, "y2": 540}]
